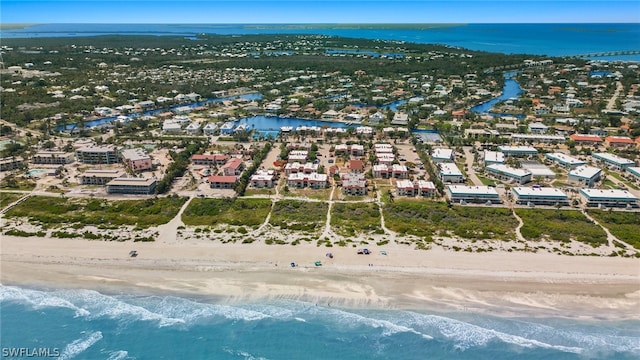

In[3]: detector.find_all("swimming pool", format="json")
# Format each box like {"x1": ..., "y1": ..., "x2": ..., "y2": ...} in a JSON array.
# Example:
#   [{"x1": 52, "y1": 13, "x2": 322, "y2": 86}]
[{"x1": 27, "y1": 169, "x2": 47, "y2": 177}]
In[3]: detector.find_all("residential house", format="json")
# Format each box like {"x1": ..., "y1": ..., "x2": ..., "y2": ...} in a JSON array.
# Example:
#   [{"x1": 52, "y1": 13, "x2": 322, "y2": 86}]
[
  {"x1": 185, "y1": 122, "x2": 202, "y2": 135},
  {"x1": 202, "y1": 123, "x2": 219, "y2": 136}
]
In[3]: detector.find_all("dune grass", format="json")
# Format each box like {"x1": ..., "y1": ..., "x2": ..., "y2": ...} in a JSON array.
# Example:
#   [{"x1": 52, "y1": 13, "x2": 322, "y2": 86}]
[
  {"x1": 269, "y1": 200, "x2": 328, "y2": 232},
  {"x1": 0, "y1": 192, "x2": 24, "y2": 209},
  {"x1": 516, "y1": 208, "x2": 607, "y2": 246},
  {"x1": 182, "y1": 197, "x2": 271, "y2": 227},
  {"x1": 384, "y1": 200, "x2": 517, "y2": 240},
  {"x1": 587, "y1": 210, "x2": 640, "y2": 249},
  {"x1": 5, "y1": 195, "x2": 187, "y2": 227},
  {"x1": 331, "y1": 202, "x2": 382, "y2": 236}
]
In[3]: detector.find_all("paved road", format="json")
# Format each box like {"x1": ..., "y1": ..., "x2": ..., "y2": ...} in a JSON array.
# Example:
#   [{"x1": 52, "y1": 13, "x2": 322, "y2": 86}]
[{"x1": 463, "y1": 146, "x2": 483, "y2": 186}]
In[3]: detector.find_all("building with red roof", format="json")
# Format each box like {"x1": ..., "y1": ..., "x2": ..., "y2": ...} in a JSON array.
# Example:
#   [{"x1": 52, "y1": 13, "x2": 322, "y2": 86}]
[
  {"x1": 208, "y1": 175, "x2": 237, "y2": 189},
  {"x1": 348, "y1": 159, "x2": 364, "y2": 173},
  {"x1": 569, "y1": 134, "x2": 603, "y2": 145},
  {"x1": 222, "y1": 158, "x2": 245, "y2": 176},
  {"x1": 605, "y1": 136, "x2": 634, "y2": 148}
]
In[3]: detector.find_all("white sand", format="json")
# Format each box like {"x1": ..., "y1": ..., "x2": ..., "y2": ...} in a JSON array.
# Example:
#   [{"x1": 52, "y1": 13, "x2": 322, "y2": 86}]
[{"x1": 2, "y1": 234, "x2": 639, "y2": 320}]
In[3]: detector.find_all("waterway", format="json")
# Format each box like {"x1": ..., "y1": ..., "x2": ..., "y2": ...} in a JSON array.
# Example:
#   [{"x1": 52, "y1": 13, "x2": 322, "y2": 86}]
[
  {"x1": 470, "y1": 71, "x2": 524, "y2": 118},
  {"x1": 57, "y1": 93, "x2": 262, "y2": 131}
]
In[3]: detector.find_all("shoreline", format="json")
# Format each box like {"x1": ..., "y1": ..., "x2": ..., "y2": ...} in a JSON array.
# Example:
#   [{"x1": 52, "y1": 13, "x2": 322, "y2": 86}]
[{"x1": 2, "y1": 235, "x2": 639, "y2": 321}]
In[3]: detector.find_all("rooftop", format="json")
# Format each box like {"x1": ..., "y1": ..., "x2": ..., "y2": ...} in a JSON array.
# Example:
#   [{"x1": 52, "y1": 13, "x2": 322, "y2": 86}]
[
  {"x1": 513, "y1": 187, "x2": 568, "y2": 198},
  {"x1": 580, "y1": 188, "x2": 638, "y2": 201},
  {"x1": 569, "y1": 165, "x2": 602, "y2": 179},
  {"x1": 447, "y1": 185, "x2": 499, "y2": 196}
]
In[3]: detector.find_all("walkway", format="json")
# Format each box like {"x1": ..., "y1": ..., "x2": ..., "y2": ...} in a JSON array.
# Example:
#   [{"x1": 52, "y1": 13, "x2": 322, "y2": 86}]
[
  {"x1": 581, "y1": 209, "x2": 638, "y2": 253},
  {"x1": 157, "y1": 195, "x2": 194, "y2": 244}
]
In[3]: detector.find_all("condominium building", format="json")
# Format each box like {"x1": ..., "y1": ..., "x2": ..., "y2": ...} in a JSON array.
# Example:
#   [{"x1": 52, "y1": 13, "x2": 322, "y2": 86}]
[
  {"x1": 106, "y1": 177, "x2": 157, "y2": 195},
  {"x1": 512, "y1": 187, "x2": 569, "y2": 206},
  {"x1": 75, "y1": 145, "x2": 118, "y2": 164},
  {"x1": 486, "y1": 164, "x2": 532, "y2": 185},
  {"x1": 79, "y1": 169, "x2": 125, "y2": 185},
  {"x1": 31, "y1": 151, "x2": 74, "y2": 165},
  {"x1": 121, "y1": 148, "x2": 152, "y2": 172},
  {"x1": 446, "y1": 185, "x2": 501, "y2": 204},
  {"x1": 568, "y1": 166, "x2": 602, "y2": 188},
  {"x1": 579, "y1": 189, "x2": 638, "y2": 208}
]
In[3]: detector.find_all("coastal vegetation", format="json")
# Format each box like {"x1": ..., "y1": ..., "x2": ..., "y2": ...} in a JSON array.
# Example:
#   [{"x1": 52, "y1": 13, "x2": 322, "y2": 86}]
[
  {"x1": 268, "y1": 200, "x2": 328, "y2": 232},
  {"x1": 3, "y1": 195, "x2": 187, "y2": 228},
  {"x1": 586, "y1": 210, "x2": 640, "y2": 249},
  {"x1": 330, "y1": 202, "x2": 382, "y2": 236},
  {"x1": 516, "y1": 209, "x2": 607, "y2": 246},
  {"x1": 384, "y1": 201, "x2": 518, "y2": 240},
  {"x1": 0, "y1": 192, "x2": 24, "y2": 208},
  {"x1": 155, "y1": 141, "x2": 204, "y2": 194},
  {"x1": 0, "y1": 175, "x2": 36, "y2": 191},
  {"x1": 182, "y1": 197, "x2": 271, "y2": 227}
]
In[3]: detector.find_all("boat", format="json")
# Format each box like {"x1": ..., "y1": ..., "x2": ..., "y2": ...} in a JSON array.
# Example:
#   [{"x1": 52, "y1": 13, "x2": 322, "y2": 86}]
[{"x1": 280, "y1": 126, "x2": 293, "y2": 132}]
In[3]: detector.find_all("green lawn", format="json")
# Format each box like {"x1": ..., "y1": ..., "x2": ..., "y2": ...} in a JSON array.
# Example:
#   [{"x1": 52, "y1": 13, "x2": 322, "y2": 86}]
[
  {"x1": 269, "y1": 200, "x2": 328, "y2": 231},
  {"x1": 384, "y1": 200, "x2": 518, "y2": 240},
  {"x1": 182, "y1": 197, "x2": 272, "y2": 227},
  {"x1": 587, "y1": 210, "x2": 640, "y2": 249},
  {"x1": 331, "y1": 202, "x2": 382, "y2": 236},
  {"x1": 5, "y1": 195, "x2": 187, "y2": 227},
  {"x1": 516, "y1": 208, "x2": 607, "y2": 246}
]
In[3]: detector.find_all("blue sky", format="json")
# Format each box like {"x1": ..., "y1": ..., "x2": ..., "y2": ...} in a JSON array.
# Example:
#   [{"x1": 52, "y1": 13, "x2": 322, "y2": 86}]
[{"x1": 2, "y1": 1, "x2": 639, "y2": 24}]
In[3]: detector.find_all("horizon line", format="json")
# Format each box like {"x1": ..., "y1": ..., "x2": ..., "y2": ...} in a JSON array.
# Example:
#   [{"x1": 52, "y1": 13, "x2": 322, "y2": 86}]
[{"x1": 2, "y1": 22, "x2": 639, "y2": 25}]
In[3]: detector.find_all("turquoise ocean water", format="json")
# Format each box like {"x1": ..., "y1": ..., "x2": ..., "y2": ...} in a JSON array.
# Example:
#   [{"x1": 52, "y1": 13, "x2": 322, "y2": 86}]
[
  {"x1": 1, "y1": 285, "x2": 639, "y2": 360},
  {"x1": 2, "y1": 23, "x2": 640, "y2": 59},
  {"x1": 2, "y1": 24, "x2": 640, "y2": 359}
]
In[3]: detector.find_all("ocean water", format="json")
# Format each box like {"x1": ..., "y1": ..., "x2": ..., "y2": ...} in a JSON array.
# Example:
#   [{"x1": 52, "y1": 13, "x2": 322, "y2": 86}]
[
  {"x1": 1, "y1": 285, "x2": 639, "y2": 360},
  {"x1": 2, "y1": 23, "x2": 639, "y2": 59}
]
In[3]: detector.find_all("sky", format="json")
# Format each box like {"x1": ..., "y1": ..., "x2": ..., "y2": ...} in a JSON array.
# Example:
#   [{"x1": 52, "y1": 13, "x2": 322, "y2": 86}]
[{"x1": 1, "y1": 0, "x2": 639, "y2": 24}]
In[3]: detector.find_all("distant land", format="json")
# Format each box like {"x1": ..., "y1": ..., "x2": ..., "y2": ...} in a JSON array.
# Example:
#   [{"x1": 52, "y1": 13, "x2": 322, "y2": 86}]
[{"x1": 0, "y1": 23, "x2": 37, "y2": 30}]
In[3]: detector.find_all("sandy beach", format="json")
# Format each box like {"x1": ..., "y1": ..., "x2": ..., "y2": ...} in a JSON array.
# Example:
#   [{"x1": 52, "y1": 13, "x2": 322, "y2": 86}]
[{"x1": 2, "y1": 234, "x2": 639, "y2": 321}]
